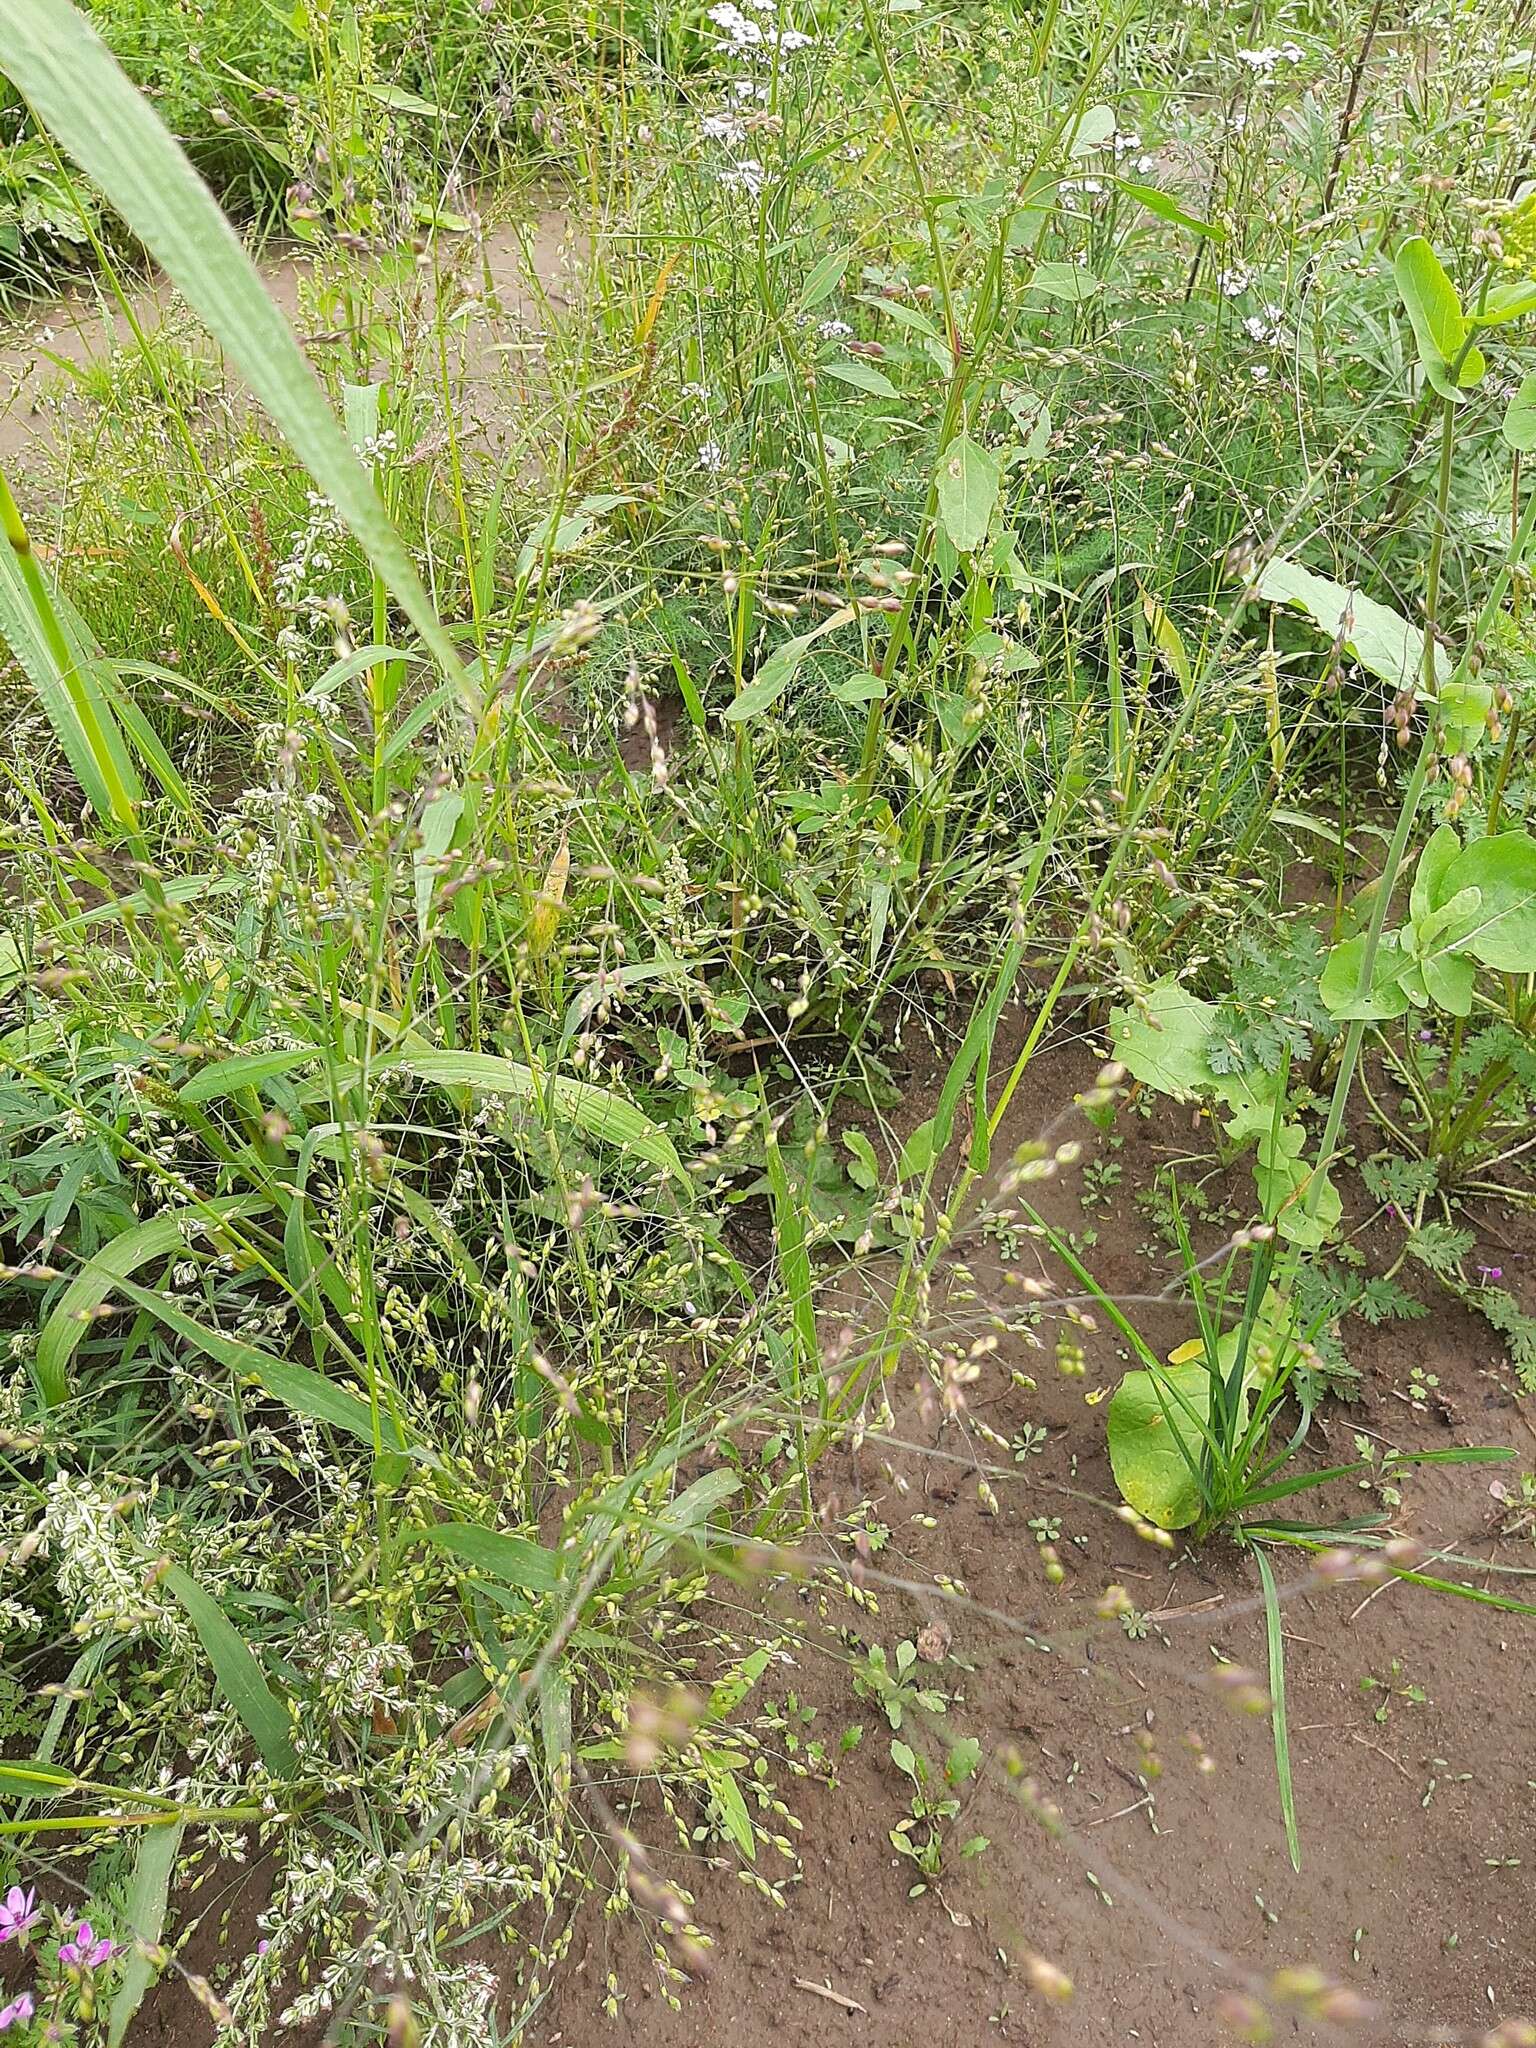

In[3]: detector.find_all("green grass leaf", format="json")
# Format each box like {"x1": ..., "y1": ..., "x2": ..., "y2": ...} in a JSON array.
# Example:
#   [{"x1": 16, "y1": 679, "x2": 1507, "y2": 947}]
[
  {"x1": 376, "y1": 1050, "x2": 689, "y2": 1189},
  {"x1": 34, "y1": 1195, "x2": 269, "y2": 1407},
  {"x1": 822, "y1": 359, "x2": 900, "y2": 399},
  {"x1": 163, "y1": 1567, "x2": 297, "y2": 1777},
  {"x1": 422, "y1": 1522, "x2": 563, "y2": 1591},
  {"x1": 106, "y1": 1276, "x2": 423, "y2": 1457},
  {"x1": 0, "y1": 471, "x2": 142, "y2": 830},
  {"x1": 724, "y1": 606, "x2": 856, "y2": 722},
  {"x1": 106, "y1": 1817, "x2": 184, "y2": 2047},
  {"x1": 1254, "y1": 1548, "x2": 1300, "y2": 1873},
  {"x1": 178, "y1": 1048, "x2": 318, "y2": 1105}
]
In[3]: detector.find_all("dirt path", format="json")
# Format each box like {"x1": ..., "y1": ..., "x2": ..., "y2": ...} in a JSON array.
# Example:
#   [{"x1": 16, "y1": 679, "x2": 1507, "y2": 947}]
[{"x1": 0, "y1": 204, "x2": 571, "y2": 469}]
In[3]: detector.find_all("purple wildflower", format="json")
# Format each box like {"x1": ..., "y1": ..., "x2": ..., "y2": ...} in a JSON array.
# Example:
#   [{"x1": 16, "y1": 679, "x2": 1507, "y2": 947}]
[
  {"x1": 0, "y1": 1992, "x2": 34, "y2": 2032},
  {"x1": 1478, "y1": 1264, "x2": 1504, "y2": 1284},
  {"x1": 58, "y1": 1920, "x2": 114, "y2": 1969},
  {"x1": 0, "y1": 1887, "x2": 39, "y2": 1945}
]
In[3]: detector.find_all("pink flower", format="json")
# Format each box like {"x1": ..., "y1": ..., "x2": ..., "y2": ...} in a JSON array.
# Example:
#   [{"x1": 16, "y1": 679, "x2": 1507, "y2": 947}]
[
  {"x1": 0, "y1": 1887, "x2": 39, "y2": 1945},
  {"x1": 0, "y1": 1992, "x2": 34, "y2": 2031},
  {"x1": 58, "y1": 1919, "x2": 115, "y2": 1969}
]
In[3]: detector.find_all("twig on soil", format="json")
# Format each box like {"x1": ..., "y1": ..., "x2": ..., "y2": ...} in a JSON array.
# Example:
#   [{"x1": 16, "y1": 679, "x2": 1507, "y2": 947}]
[{"x1": 794, "y1": 1978, "x2": 868, "y2": 2015}]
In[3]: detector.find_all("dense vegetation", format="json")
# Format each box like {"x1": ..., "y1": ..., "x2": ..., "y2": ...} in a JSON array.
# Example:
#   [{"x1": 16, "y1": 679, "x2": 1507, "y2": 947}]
[{"x1": 1, "y1": 0, "x2": 1535, "y2": 2042}]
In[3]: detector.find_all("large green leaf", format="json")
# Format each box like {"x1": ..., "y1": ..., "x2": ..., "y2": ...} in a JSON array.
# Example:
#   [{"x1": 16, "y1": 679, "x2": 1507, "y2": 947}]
[
  {"x1": 1394, "y1": 237, "x2": 1486, "y2": 400},
  {"x1": 1107, "y1": 1363, "x2": 1211, "y2": 1530},
  {"x1": 935, "y1": 434, "x2": 1001, "y2": 553},
  {"x1": 1257, "y1": 557, "x2": 1445, "y2": 692},
  {"x1": 1439, "y1": 832, "x2": 1536, "y2": 971},
  {"x1": 0, "y1": 0, "x2": 469, "y2": 707},
  {"x1": 1318, "y1": 932, "x2": 1411, "y2": 1021},
  {"x1": 1109, "y1": 980, "x2": 1219, "y2": 1097}
]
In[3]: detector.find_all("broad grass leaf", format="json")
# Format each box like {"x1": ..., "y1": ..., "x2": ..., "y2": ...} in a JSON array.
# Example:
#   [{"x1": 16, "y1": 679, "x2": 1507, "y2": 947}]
[
  {"x1": 106, "y1": 1818, "x2": 184, "y2": 2047},
  {"x1": 378, "y1": 1049, "x2": 689, "y2": 1189},
  {"x1": 1107, "y1": 1364, "x2": 1210, "y2": 1530},
  {"x1": 163, "y1": 1566, "x2": 296, "y2": 1777},
  {"x1": 107, "y1": 1276, "x2": 423, "y2": 1456},
  {"x1": 704, "y1": 1760, "x2": 757, "y2": 1859},
  {"x1": 935, "y1": 434, "x2": 1000, "y2": 554},
  {"x1": 0, "y1": 0, "x2": 469, "y2": 706},
  {"x1": 1256, "y1": 556, "x2": 1445, "y2": 691},
  {"x1": 35, "y1": 1194, "x2": 269, "y2": 1407},
  {"x1": 178, "y1": 1047, "x2": 317, "y2": 1105},
  {"x1": 1108, "y1": 980, "x2": 1218, "y2": 1097},
  {"x1": 1118, "y1": 180, "x2": 1221, "y2": 238},
  {"x1": 654, "y1": 1468, "x2": 741, "y2": 1539},
  {"x1": 797, "y1": 247, "x2": 851, "y2": 311},
  {"x1": 724, "y1": 605, "x2": 855, "y2": 722},
  {"x1": 822, "y1": 359, "x2": 900, "y2": 399},
  {"x1": 0, "y1": 1761, "x2": 75, "y2": 1799},
  {"x1": 423, "y1": 1522, "x2": 562, "y2": 1591},
  {"x1": 414, "y1": 786, "x2": 465, "y2": 941},
  {"x1": 0, "y1": 482, "x2": 142, "y2": 829}
]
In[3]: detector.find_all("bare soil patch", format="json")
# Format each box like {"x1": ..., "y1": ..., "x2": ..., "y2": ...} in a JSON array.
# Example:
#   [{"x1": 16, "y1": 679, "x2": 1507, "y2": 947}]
[{"x1": 526, "y1": 1028, "x2": 1536, "y2": 2048}]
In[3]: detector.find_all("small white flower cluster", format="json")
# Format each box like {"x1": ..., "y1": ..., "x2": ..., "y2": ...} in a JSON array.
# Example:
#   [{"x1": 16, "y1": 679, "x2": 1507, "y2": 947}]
[
  {"x1": 1235, "y1": 41, "x2": 1304, "y2": 74},
  {"x1": 275, "y1": 489, "x2": 345, "y2": 612},
  {"x1": 708, "y1": 0, "x2": 811, "y2": 55},
  {"x1": 38, "y1": 1471, "x2": 189, "y2": 1648},
  {"x1": 699, "y1": 0, "x2": 813, "y2": 203},
  {"x1": 1243, "y1": 304, "x2": 1286, "y2": 346}
]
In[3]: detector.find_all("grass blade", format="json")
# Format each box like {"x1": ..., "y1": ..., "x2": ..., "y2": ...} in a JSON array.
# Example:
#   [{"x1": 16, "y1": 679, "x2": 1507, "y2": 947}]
[
  {"x1": 106, "y1": 1816, "x2": 184, "y2": 2047},
  {"x1": 33, "y1": 1195, "x2": 269, "y2": 1407},
  {"x1": 0, "y1": 0, "x2": 470, "y2": 707},
  {"x1": 162, "y1": 1567, "x2": 297, "y2": 1777},
  {"x1": 1254, "y1": 1547, "x2": 1300, "y2": 1873},
  {"x1": 0, "y1": 466, "x2": 141, "y2": 829},
  {"x1": 374, "y1": 1050, "x2": 689, "y2": 1190},
  {"x1": 107, "y1": 1276, "x2": 423, "y2": 1458},
  {"x1": 422, "y1": 1523, "x2": 563, "y2": 1591}
]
